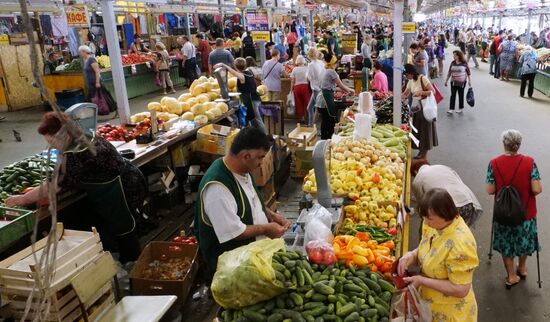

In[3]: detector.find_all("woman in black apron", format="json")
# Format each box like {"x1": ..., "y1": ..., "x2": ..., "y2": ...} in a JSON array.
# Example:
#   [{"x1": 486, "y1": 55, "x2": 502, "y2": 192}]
[{"x1": 6, "y1": 112, "x2": 145, "y2": 263}]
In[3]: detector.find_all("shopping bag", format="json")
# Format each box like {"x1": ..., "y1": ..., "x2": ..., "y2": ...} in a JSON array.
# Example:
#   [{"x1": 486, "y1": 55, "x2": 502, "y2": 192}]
[
  {"x1": 286, "y1": 91, "x2": 295, "y2": 115},
  {"x1": 155, "y1": 73, "x2": 162, "y2": 87},
  {"x1": 92, "y1": 91, "x2": 110, "y2": 115},
  {"x1": 211, "y1": 239, "x2": 286, "y2": 309},
  {"x1": 466, "y1": 86, "x2": 475, "y2": 107},
  {"x1": 420, "y1": 93, "x2": 437, "y2": 122},
  {"x1": 432, "y1": 84, "x2": 444, "y2": 104},
  {"x1": 390, "y1": 285, "x2": 432, "y2": 322}
]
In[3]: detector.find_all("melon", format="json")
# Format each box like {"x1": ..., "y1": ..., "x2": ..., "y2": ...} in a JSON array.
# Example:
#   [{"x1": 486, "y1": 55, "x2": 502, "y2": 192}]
[
  {"x1": 202, "y1": 82, "x2": 212, "y2": 92},
  {"x1": 194, "y1": 115, "x2": 208, "y2": 126},
  {"x1": 192, "y1": 85, "x2": 205, "y2": 97},
  {"x1": 178, "y1": 93, "x2": 193, "y2": 102},
  {"x1": 160, "y1": 97, "x2": 169, "y2": 106},
  {"x1": 227, "y1": 77, "x2": 237, "y2": 89},
  {"x1": 204, "y1": 111, "x2": 215, "y2": 121},
  {"x1": 197, "y1": 94, "x2": 210, "y2": 104},
  {"x1": 216, "y1": 102, "x2": 229, "y2": 113},
  {"x1": 187, "y1": 97, "x2": 198, "y2": 107},
  {"x1": 257, "y1": 85, "x2": 268, "y2": 96},
  {"x1": 191, "y1": 104, "x2": 206, "y2": 115},
  {"x1": 163, "y1": 97, "x2": 179, "y2": 110},
  {"x1": 161, "y1": 105, "x2": 169, "y2": 112},
  {"x1": 209, "y1": 80, "x2": 219, "y2": 89},
  {"x1": 197, "y1": 76, "x2": 208, "y2": 84},
  {"x1": 180, "y1": 101, "x2": 191, "y2": 113},
  {"x1": 147, "y1": 102, "x2": 162, "y2": 111},
  {"x1": 181, "y1": 112, "x2": 194, "y2": 121},
  {"x1": 204, "y1": 102, "x2": 216, "y2": 110},
  {"x1": 208, "y1": 92, "x2": 219, "y2": 101},
  {"x1": 210, "y1": 107, "x2": 222, "y2": 117}
]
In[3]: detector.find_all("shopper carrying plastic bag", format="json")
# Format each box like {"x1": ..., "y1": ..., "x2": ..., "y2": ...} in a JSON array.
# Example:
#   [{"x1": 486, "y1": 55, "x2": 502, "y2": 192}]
[
  {"x1": 466, "y1": 86, "x2": 475, "y2": 107},
  {"x1": 211, "y1": 239, "x2": 286, "y2": 309}
]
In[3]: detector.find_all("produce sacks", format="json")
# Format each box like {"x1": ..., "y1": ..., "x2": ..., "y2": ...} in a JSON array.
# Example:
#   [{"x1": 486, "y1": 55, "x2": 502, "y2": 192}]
[
  {"x1": 211, "y1": 239, "x2": 286, "y2": 309},
  {"x1": 466, "y1": 87, "x2": 475, "y2": 107},
  {"x1": 390, "y1": 285, "x2": 432, "y2": 322},
  {"x1": 420, "y1": 93, "x2": 437, "y2": 123},
  {"x1": 92, "y1": 91, "x2": 110, "y2": 115}
]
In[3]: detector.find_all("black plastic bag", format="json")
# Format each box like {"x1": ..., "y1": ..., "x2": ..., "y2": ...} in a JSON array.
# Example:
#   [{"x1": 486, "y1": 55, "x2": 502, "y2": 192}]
[{"x1": 466, "y1": 87, "x2": 475, "y2": 107}]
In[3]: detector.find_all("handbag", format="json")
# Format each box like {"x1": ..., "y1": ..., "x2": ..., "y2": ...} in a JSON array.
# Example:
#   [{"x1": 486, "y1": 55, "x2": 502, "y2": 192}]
[
  {"x1": 466, "y1": 86, "x2": 475, "y2": 107},
  {"x1": 390, "y1": 285, "x2": 432, "y2": 322},
  {"x1": 421, "y1": 76, "x2": 443, "y2": 104},
  {"x1": 92, "y1": 90, "x2": 110, "y2": 116},
  {"x1": 155, "y1": 73, "x2": 162, "y2": 87}
]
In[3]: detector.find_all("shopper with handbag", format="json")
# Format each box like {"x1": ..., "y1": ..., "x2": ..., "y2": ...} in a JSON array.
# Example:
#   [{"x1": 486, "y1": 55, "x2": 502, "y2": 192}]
[
  {"x1": 261, "y1": 49, "x2": 288, "y2": 101},
  {"x1": 290, "y1": 55, "x2": 310, "y2": 122},
  {"x1": 402, "y1": 64, "x2": 438, "y2": 160},
  {"x1": 80, "y1": 45, "x2": 116, "y2": 115},
  {"x1": 445, "y1": 50, "x2": 472, "y2": 114},
  {"x1": 398, "y1": 188, "x2": 479, "y2": 322},
  {"x1": 486, "y1": 129, "x2": 542, "y2": 289}
]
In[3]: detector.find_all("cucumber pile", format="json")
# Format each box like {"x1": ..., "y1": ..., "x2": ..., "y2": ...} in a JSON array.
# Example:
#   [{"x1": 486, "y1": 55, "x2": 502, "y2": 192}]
[
  {"x1": 0, "y1": 155, "x2": 54, "y2": 201},
  {"x1": 370, "y1": 125, "x2": 408, "y2": 160},
  {"x1": 220, "y1": 250, "x2": 395, "y2": 322}
]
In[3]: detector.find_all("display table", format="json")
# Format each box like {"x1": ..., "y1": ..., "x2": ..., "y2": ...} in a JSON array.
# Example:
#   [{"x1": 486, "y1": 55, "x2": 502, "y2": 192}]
[{"x1": 535, "y1": 69, "x2": 550, "y2": 97}]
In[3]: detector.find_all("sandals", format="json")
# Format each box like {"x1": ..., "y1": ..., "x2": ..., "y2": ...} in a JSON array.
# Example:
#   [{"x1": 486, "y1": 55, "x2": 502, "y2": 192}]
[
  {"x1": 505, "y1": 276, "x2": 521, "y2": 290},
  {"x1": 517, "y1": 269, "x2": 527, "y2": 280}
]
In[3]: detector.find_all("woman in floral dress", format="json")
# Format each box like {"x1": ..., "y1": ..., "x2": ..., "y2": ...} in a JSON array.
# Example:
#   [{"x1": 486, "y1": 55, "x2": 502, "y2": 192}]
[
  {"x1": 486, "y1": 129, "x2": 542, "y2": 288},
  {"x1": 498, "y1": 35, "x2": 518, "y2": 81},
  {"x1": 399, "y1": 188, "x2": 479, "y2": 322}
]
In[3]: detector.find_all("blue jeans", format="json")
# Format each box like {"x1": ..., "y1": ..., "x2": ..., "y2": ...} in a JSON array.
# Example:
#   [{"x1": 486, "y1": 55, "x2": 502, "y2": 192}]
[
  {"x1": 306, "y1": 89, "x2": 320, "y2": 126},
  {"x1": 250, "y1": 100, "x2": 267, "y2": 134},
  {"x1": 489, "y1": 54, "x2": 496, "y2": 74}
]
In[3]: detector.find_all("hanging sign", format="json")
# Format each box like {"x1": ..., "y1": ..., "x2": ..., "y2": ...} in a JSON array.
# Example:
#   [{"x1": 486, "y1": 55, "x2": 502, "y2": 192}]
[
  {"x1": 402, "y1": 22, "x2": 416, "y2": 34},
  {"x1": 341, "y1": 34, "x2": 357, "y2": 54},
  {"x1": 65, "y1": 4, "x2": 89, "y2": 28},
  {"x1": 247, "y1": 9, "x2": 270, "y2": 42},
  {"x1": 0, "y1": 34, "x2": 9, "y2": 45},
  {"x1": 236, "y1": 0, "x2": 248, "y2": 7}
]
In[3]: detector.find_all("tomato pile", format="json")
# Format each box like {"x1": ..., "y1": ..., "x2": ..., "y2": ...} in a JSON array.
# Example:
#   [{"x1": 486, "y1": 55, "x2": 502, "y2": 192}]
[
  {"x1": 96, "y1": 124, "x2": 135, "y2": 142},
  {"x1": 172, "y1": 231, "x2": 198, "y2": 245},
  {"x1": 121, "y1": 53, "x2": 156, "y2": 65},
  {"x1": 305, "y1": 240, "x2": 337, "y2": 266}
]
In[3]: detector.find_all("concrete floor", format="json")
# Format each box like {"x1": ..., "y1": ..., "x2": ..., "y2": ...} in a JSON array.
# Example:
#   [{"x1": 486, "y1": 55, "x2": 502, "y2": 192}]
[{"x1": 1, "y1": 47, "x2": 550, "y2": 321}]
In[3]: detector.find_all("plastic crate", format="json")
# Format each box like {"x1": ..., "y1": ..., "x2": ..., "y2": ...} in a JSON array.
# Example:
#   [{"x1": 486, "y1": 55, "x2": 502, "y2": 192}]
[{"x1": 0, "y1": 207, "x2": 35, "y2": 252}]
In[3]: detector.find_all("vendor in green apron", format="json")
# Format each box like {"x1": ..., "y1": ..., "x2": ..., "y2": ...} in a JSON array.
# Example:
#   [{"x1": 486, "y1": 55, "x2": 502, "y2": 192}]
[
  {"x1": 194, "y1": 127, "x2": 290, "y2": 276},
  {"x1": 5, "y1": 112, "x2": 145, "y2": 263}
]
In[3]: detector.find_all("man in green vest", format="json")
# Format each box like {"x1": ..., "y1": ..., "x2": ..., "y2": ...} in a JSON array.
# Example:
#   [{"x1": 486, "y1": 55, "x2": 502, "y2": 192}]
[{"x1": 194, "y1": 127, "x2": 290, "y2": 276}]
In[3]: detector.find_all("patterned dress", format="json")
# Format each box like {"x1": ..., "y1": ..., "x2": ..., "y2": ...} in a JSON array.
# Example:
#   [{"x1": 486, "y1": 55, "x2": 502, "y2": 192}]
[
  {"x1": 499, "y1": 40, "x2": 517, "y2": 74},
  {"x1": 486, "y1": 162, "x2": 541, "y2": 257},
  {"x1": 418, "y1": 217, "x2": 479, "y2": 322}
]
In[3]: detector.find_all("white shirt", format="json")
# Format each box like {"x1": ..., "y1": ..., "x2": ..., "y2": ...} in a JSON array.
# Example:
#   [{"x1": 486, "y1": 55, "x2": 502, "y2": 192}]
[
  {"x1": 291, "y1": 66, "x2": 309, "y2": 85},
  {"x1": 306, "y1": 59, "x2": 326, "y2": 91},
  {"x1": 203, "y1": 172, "x2": 268, "y2": 243},
  {"x1": 412, "y1": 165, "x2": 482, "y2": 210},
  {"x1": 182, "y1": 42, "x2": 196, "y2": 59},
  {"x1": 361, "y1": 42, "x2": 371, "y2": 59}
]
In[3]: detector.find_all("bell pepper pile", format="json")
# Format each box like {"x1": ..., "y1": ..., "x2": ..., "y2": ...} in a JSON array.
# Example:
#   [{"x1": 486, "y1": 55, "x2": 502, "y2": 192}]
[
  {"x1": 338, "y1": 218, "x2": 398, "y2": 242},
  {"x1": 332, "y1": 234, "x2": 396, "y2": 276}
]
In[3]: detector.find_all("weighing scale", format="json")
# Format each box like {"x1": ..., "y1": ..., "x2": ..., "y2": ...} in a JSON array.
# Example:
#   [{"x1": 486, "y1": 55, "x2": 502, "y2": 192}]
[
  {"x1": 65, "y1": 103, "x2": 98, "y2": 137},
  {"x1": 213, "y1": 66, "x2": 241, "y2": 109}
]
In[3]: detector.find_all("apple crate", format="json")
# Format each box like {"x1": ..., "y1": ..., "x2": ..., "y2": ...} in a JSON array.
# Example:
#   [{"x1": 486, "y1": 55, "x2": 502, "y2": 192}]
[{"x1": 286, "y1": 124, "x2": 318, "y2": 152}]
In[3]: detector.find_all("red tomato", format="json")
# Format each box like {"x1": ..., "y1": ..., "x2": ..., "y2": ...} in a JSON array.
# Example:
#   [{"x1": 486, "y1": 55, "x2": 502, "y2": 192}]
[
  {"x1": 308, "y1": 250, "x2": 323, "y2": 264},
  {"x1": 173, "y1": 236, "x2": 183, "y2": 243},
  {"x1": 322, "y1": 252, "x2": 337, "y2": 266}
]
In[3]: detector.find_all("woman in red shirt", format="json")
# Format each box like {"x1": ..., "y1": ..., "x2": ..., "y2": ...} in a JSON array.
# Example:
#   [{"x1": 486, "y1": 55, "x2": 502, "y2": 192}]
[
  {"x1": 486, "y1": 129, "x2": 542, "y2": 289},
  {"x1": 287, "y1": 31, "x2": 298, "y2": 61},
  {"x1": 197, "y1": 33, "x2": 212, "y2": 73}
]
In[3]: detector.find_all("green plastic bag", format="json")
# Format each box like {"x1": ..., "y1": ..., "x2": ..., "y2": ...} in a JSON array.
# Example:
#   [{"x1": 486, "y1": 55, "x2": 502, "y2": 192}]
[{"x1": 211, "y1": 239, "x2": 286, "y2": 309}]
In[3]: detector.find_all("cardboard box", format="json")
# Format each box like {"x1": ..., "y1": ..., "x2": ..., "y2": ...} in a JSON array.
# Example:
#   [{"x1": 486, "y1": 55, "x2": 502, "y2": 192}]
[
  {"x1": 251, "y1": 149, "x2": 274, "y2": 187},
  {"x1": 129, "y1": 242, "x2": 199, "y2": 304},
  {"x1": 194, "y1": 124, "x2": 239, "y2": 155}
]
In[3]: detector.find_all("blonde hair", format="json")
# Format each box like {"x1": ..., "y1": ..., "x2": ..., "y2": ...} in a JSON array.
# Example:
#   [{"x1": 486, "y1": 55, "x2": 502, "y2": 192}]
[
  {"x1": 155, "y1": 42, "x2": 166, "y2": 50},
  {"x1": 296, "y1": 55, "x2": 306, "y2": 66},
  {"x1": 234, "y1": 57, "x2": 247, "y2": 71},
  {"x1": 307, "y1": 48, "x2": 318, "y2": 60}
]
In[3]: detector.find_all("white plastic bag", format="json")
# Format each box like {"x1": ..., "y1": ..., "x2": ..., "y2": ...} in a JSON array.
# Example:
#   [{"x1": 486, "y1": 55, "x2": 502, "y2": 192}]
[
  {"x1": 353, "y1": 114, "x2": 372, "y2": 141},
  {"x1": 420, "y1": 93, "x2": 437, "y2": 122},
  {"x1": 286, "y1": 91, "x2": 295, "y2": 115},
  {"x1": 390, "y1": 285, "x2": 432, "y2": 322},
  {"x1": 303, "y1": 203, "x2": 333, "y2": 246}
]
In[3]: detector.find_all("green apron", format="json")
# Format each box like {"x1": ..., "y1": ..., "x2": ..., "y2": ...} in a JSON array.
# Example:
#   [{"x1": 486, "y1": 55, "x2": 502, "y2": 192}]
[{"x1": 79, "y1": 176, "x2": 136, "y2": 236}]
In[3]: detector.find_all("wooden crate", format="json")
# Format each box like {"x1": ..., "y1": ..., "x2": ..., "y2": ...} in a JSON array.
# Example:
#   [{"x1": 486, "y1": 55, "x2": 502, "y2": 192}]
[
  {"x1": 286, "y1": 124, "x2": 318, "y2": 152},
  {"x1": 0, "y1": 223, "x2": 106, "y2": 322}
]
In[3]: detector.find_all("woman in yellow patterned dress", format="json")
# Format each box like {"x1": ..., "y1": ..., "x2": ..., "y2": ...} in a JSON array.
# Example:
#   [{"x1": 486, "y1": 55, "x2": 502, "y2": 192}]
[{"x1": 398, "y1": 188, "x2": 479, "y2": 322}]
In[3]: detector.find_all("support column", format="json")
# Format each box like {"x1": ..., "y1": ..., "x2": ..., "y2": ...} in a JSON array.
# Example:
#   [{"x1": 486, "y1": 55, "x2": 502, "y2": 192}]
[
  {"x1": 526, "y1": 9, "x2": 532, "y2": 45},
  {"x1": 101, "y1": 0, "x2": 130, "y2": 124},
  {"x1": 186, "y1": 13, "x2": 192, "y2": 39},
  {"x1": 393, "y1": 0, "x2": 403, "y2": 127},
  {"x1": 309, "y1": 10, "x2": 314, "y2": 46}
]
